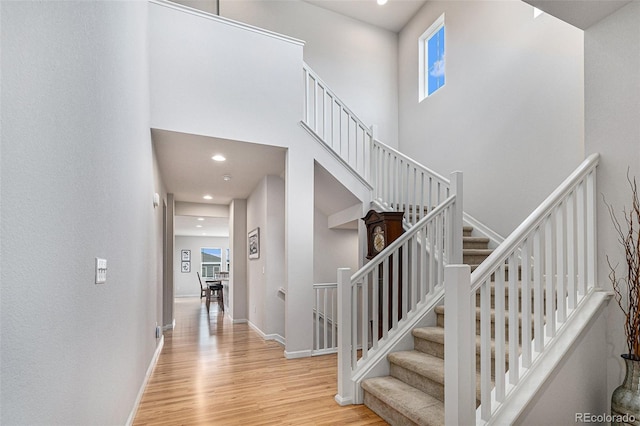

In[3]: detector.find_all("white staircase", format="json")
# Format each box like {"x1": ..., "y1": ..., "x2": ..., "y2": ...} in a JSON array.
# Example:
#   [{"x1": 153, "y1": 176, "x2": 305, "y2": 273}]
[{"x1": 303, "y1": 63, "x2": 608, "y2": 425}]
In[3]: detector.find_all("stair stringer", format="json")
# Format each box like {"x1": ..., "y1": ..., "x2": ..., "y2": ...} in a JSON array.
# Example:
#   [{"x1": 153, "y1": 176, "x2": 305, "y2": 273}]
[
  {"x1": 301, "y1": 121, "x2": 372, "y2": 199},
  {"x1": 350, "y1": 288, "x2": 445, "y2": 405}
]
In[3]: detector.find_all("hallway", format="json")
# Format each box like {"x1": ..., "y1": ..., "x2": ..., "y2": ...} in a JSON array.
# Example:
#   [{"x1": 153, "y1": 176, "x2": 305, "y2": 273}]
[{"x1": 133, "y1": 298, "x2": 386, "y2": 425}]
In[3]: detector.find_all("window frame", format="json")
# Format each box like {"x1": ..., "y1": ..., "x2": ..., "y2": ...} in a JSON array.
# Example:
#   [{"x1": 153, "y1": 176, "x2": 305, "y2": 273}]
[
  {"x1": 418, "y1": 13, "x2": 446, "y2": 102},
  {"x1": 200, "y1": 247, "x2": 222, "y2": 279}
]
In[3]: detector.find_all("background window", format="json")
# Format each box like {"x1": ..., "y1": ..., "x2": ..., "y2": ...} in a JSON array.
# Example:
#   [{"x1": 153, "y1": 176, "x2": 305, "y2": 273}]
[
  {"x1": 201, "y1": 247, "x2": 221, "y2": 278},
  {"x1": 419, "y1": 14, "x2": 445, "y2": 101}
]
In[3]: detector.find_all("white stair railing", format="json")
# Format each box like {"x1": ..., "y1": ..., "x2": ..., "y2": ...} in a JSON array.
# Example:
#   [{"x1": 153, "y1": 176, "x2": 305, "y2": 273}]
[
  {"x1": 301, "y1": 64, "x2": 465, "y2": 405},
  {"x1": 336, "y1": 172, "x2": 463, "y2": 405},
  {"x1": 445, "y1": 153, "x2": 599, "y2": 425},
  {"x1": 372, "y1": 141, "x2": 451, "y2": 227},
  {"x1": 312, "y1": 282, "x2": 338, "y2": 355},
  {"x1": 302, "y1": 65, "x2": 450, "y2": 229},
  {"x1": 302, "y1": 63, "x2": 373, "y2": 181}
]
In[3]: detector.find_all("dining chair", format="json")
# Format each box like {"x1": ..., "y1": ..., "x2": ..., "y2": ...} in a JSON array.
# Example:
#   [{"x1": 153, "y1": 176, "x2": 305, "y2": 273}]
[{"x1": 196, "y1": 272, "x2": 208, "y2": 299}]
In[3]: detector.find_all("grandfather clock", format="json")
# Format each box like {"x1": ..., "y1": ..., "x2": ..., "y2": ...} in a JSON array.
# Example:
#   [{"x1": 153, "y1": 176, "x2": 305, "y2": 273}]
[
  {"x1": 363, "y1": 210, "x2": 405, "y2": 259},
  {"x1": 363, "y1": 210, "x2": 405, "y2": 338}
]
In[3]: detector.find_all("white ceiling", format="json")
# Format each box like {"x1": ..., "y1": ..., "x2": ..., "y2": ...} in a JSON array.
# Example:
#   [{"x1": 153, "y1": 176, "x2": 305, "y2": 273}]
[
  {"x1": 154, "y1": 129, "x2": 362, "y2": 236},
  {"x1": 303, "y1": 0, "x2": 428, "y2": 32},
  {"x1": 152, "y1": 129, "x2": 286, "y2": 236},
  {"x1": 153, "y1": 129, "x2": 287, "y2": 205},
  {"x1": 523, "y1": 0, "x2": 631, "y2": 29}
]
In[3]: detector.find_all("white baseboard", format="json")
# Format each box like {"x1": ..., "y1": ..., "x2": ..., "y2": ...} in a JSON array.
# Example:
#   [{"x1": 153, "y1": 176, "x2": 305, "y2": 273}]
[
  {"x1": 284, "y1": 349, "x2": 312, "y2": 359},
  {"x1": 335, "y1": 394, "x2": 354, "y2": 406},
  {"x1": 232, "y1": 318, "x2": 248, "y2": 324},
  {"x1": 265, "y1": 333, "x2": 285, "y2": 346},
  {"x1": 126, "y1": 335, "x2": 164, "y2": 426},
  {"x1": 162, "y1": 318, "x2": 175, "y2": 331}
]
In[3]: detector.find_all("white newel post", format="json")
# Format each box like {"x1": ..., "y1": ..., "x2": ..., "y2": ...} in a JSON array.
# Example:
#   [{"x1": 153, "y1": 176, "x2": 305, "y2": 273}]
[
  {"x1": 335, "y1": 267, "x2": 353, "y2": 406},
  {"x1": 444, "y1": 265, "x2": 475, "y2": 425},
  {"x1": 449, "y1": 171, "x2": 464, "y2": 264}
]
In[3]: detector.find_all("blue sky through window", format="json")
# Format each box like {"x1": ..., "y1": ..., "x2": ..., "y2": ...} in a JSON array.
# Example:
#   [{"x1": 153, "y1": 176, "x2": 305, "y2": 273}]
[
  {"x1": 202, "y1": 247, "x2": 221, "y2": 261},
  {"x1": 427, "y1": 26, "x2": 445, "y2": 96}
]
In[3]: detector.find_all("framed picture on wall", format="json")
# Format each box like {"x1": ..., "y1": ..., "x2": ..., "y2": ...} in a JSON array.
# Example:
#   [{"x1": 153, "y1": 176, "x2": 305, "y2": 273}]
[
  {"x1": 181, "y1": 261, "x2": 191, "y2": 273},
  {"x1": 248, "y1": 228, "x2": 260, "y2": 259},
  {"x1": 181, "y1": 249, "x2": 191, "y2": 262}
]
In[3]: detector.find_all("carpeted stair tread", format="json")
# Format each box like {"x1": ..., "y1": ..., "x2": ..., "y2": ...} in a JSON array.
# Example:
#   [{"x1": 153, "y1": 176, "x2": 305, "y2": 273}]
[
  {"x1": 389, "y1": 350, "x2": 444, "y2": 383},
  {"x1": 412, "y1": 325, "x2": 518, "y2": 361},
  {"x1": 463, "y1": 248, "x2": 494, "y2": 255},
  {"x1": 362, "y1": 376, "x2": 444, "y2": 426},
  {"x1": 463, "y1": 236, "x2": 491, "y2": 249},
  {"x1": 413, "y1": 326, "x2": 444, "y2": 344},
  {"x1": 435, "y1": 305, "x2": 543, "y2": 327}
]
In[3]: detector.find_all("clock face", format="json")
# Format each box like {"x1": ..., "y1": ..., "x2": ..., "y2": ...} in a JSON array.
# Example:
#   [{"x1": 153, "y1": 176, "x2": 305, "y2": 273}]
[{"x1": 373, "y1": 225, "x2": 385, "y2": 252}]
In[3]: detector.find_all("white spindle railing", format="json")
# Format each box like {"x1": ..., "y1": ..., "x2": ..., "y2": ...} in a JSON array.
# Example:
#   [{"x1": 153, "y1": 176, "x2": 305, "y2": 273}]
[
  {"x1": 444, "y1": 153, "x2": 599, "y2": 424},
  {"x1": 336, "y1": 172, "x2": 463, "y2": 405},
  {"x1": 303, "y1": 64, "x2": 373, "y2": 180},
  {"x1": 372, "y1": 141, "x2": 451, "y2": 227},
  {"x1": 302, "y1": 64, "x2": 450, "y2": 230},
  {"x1": 312, "y1": 283, "x2": 338, "y2": 355}
]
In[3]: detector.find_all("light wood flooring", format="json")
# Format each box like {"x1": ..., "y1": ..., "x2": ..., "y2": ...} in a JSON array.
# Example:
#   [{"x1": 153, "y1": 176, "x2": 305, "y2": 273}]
[{"x1": 133, "y1": 298, "x2": 387, "y2": 425}]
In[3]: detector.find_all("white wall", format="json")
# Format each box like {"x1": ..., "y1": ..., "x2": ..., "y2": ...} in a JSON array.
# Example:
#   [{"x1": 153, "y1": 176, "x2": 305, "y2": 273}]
[
  {"x1": 149, "y1": 0, "x2": 314, "y2": 355},
  {"x1": 175, "y1": 201, "x2": 229, "y2": 218},
  {"x1": 398, "y1": 0, "x2": 584, "y2": 237},
  {"x1": 246, "y1": 176, "x2": 286, "y2": 340},
  {"x1": 174, "y1": 235, "x2": 230, "y2": 297},
  {"x1": 515, "y1": 305, "x2": 610, "y2": 424},
  {"x1": 314, "y1": 207, "x2": 359, "y2": 284},
  {"x1": 149, "y1": 0, "x2": 303, "y2": 148},
  {"x1": 229, "y1": 199, "x2": 248, "y2": 321},
  {"x1": 220, "y1": 0, "x2": 399, "y2": 147},
  {"x1": 1, "y1": 2, "x2": 162, "y2": 425},
  {"x1": 583, "y1": 0, "x2": 640, "y2": 400}
]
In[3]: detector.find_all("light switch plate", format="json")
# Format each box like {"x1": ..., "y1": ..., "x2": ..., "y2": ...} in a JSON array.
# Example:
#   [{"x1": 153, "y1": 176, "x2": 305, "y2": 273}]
[{"x1": 95, "y1": 258, "x2": 107, "y2": 284}]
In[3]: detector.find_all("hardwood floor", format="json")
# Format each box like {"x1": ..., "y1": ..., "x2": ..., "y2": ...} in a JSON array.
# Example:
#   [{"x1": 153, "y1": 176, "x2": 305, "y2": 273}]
[{"x1": 133, "y1": 298, "x2": 387, "y2": 425}]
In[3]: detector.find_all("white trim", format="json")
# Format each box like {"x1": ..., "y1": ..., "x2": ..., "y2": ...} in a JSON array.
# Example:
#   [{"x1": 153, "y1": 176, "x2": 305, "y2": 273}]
[
  {"x1": 265, "y1": 334, "x2": 286, "y2": 346},
  {"x1": 232, "y1": 318, "x2": 248, "y2": 324},
  {"x1": 418, "y1": 13, "x2": 445, "y2": 102},
  {"x1": 334, "y1": 394, "x2": 354, "y2": 406},
  {"x1": 149, "y1": 0, "x2": 305, "y2": 47},
  {"x1": 284, "y1": 349, "x2": 313, "y2": 359},
  {"x1": 247, "y1": 320, "x2": 285, "y2": 345},
  {"x1": 162, "y1": 318, "x2": 175, "y2": 331},
  {"x1": 126, "y1": 335, "x2": 164, "y2": 426}
]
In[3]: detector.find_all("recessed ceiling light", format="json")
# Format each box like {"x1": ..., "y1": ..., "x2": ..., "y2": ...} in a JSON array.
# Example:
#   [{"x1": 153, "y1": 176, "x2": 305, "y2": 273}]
[
  {"x1": 202, "y1": 233, "x2": 207, "y2": 236},
  {"x1": 223, "y1": 174, "x2": 232, "y2": 182},
  {"x1": 377, "y1": 0, "x2": 387, "y2": 5},
  {"x1": 196, "y1": 225, "x2": 203, "y2": 228},
  {"x1": 212, "y1": 154, "x2": 226, "y2": 162},
  {"x1": 203, "y1": 195, "x2": 213, "y2": 200},
  {"x1": 197, "y1": 217, "x2": 205, "y2": 221}
]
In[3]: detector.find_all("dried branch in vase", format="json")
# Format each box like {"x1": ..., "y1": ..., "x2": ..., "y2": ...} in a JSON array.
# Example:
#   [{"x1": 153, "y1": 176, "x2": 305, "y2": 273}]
[{"x1": 605, "y1": 171, "x2": 640, "y2": 360}]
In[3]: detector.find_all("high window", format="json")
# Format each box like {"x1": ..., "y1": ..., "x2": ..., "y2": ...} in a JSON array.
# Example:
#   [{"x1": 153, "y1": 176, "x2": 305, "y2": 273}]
[
  {"x1": 419, "y1": 14, "x2": 445, "y2": 101},
  {"x1": 201, "y1": 247, "x2": 222, "y2": 278}
]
